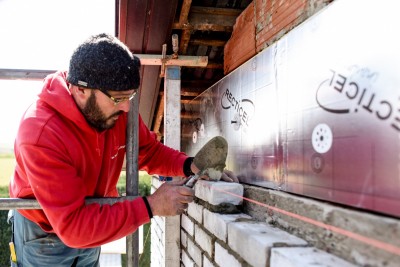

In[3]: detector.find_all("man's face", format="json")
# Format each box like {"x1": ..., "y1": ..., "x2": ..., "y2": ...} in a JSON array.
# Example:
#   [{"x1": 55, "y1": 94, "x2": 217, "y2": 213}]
[{"x1": 81, "y1": 90, "x2": 124, "y2": 131}]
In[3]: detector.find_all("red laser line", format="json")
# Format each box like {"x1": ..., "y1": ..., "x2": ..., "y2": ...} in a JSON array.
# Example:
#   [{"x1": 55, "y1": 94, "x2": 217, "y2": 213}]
[{"x1": 212, "y1": 186, "x2": 400, "y2": 256}]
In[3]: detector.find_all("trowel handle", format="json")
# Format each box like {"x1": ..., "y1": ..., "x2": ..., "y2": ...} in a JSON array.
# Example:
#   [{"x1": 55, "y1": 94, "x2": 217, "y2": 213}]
[{"x1": 184, "y1": 174, "x2": 200, "y2": 188}]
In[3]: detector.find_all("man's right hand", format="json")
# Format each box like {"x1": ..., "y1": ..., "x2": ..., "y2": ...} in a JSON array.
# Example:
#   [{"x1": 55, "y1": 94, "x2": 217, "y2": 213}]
[{"x1": 146, "y1": 179, "x2": 194, "y2": 216}]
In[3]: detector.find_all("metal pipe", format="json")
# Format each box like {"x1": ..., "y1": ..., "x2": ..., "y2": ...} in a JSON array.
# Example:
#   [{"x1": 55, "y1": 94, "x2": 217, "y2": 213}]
[
  {"x1": 126, "y1": 88, "x2": 140, "y2": 267},
  {"x1": 0, "y1": 196, "x2": 139, "y2": 210}
]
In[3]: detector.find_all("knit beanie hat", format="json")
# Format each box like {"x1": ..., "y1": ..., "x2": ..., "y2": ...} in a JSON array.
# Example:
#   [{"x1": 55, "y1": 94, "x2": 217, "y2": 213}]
[{"x1": 67, "y1": 33, "x2": 141, "y2": 91}]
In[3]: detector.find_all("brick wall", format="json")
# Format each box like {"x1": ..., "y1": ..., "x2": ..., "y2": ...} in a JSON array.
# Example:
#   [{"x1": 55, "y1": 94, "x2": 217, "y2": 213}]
[
  {"x1": 224, "y1": 2, "x2": 256, "y2": 75},
  {"x1": 224, "y1": 0, "x2": 333, "y2": 74},
  {"x1": 180, "y1": 180, "x2": 357, "y2": 267}
]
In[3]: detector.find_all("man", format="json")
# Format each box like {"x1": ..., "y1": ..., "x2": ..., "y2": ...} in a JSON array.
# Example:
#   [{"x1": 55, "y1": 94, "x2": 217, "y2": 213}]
[{"x1": 9, "y1": 33, "x2": 237, "y2": 266}]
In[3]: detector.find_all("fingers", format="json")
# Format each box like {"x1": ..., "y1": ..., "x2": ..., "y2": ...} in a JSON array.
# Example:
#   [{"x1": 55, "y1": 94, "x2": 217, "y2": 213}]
[
  {"x1": 177, "y1": 194, "x2": 194, "y2": 204},
  {"x1": 220, "y1": 169, "x2": 239, "y2": 183},
  {"x1": 170, "y1": 179, "x2": 188, "y2": 186},
  {"x1": 147, "y1": 181, "x2": 195, "y2": 217},
  {"x1": 177, "y1": 183, "x2": 195, "y2": 196},
  {"x1": 190, "y1": 162, "x2": 200, "y2": 174}
]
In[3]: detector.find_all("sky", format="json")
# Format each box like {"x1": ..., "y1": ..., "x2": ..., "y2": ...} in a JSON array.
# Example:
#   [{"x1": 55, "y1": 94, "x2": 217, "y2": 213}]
[{"x1": 0, "y1": 0, "x2": 115, "y2": 151}]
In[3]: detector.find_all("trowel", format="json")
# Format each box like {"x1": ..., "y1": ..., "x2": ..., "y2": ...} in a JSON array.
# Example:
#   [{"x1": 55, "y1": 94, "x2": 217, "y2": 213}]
[{"x1": 184, "y1": 136, "x2": 228, "y2": 188}]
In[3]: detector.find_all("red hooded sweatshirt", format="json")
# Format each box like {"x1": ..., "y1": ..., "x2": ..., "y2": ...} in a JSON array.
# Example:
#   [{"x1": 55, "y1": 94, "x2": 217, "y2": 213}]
[{"x1": 9, "y1": 71, "x2": 188, "y2": 248}]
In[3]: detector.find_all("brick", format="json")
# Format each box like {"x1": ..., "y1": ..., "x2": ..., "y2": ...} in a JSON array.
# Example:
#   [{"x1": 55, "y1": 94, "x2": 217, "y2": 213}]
[
  {"x1": 188, "y1": 201, "x2": 203, "y2": 223},
  {"x1": 270, "y1": 247, "x2": 357, "y2": 267},
  {"x1": 228, "y1": 221, "x2": 308, "y2": 267},
  {"x1": 214, "y1": 242, "x2": 242, "y2": 267},
  {"x1": 255, "y1": 0, "x2": 307, "y2": 52},
  {"x1": 187, "y1": 237, "x2": 202, "y2": 266},
  {"x1": 195, "y1": 224, "x2": 213, "y2": 256},
  {"x1": 203, "y1": 255, "x2": 215, "y2": 267},
  {"x1": 181, "y1": 229, "x2": 188, "y2": 248},
  {"x1": 181, "y1": 249, "x2": 195, "y2": 267},
  {"x1": 203, "y1": 209, "x2": 251, "y2": 242},
  {"x1": 181, "y1": 214, "x2": 194, "y2": 237},
  {"x1": 195, "y1": 180, "x2": 243, "y2": 206}
]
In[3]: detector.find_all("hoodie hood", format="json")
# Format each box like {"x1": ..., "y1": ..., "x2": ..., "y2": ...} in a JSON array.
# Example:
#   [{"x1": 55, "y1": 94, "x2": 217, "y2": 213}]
[{"x1": 39, "y1": 71, "x2": 94, "y2": 133}]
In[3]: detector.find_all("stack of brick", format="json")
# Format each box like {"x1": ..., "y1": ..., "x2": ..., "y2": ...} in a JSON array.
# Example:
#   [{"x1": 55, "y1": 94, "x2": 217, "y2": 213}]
[
  {"x1": 180, "y1": 180, "x2": 356, "y2": 267},
  {"x1": 224, "y1": 0, "x2": 332, "y2": 74}
]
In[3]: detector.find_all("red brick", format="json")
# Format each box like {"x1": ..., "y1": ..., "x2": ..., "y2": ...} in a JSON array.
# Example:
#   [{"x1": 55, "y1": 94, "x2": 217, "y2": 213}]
[
  {"x1": 255, "y1": 0, "x2": 307, "y2": 51},
  {"x1": 224, "y1": 2, "x2": 256, "y2": 74}
]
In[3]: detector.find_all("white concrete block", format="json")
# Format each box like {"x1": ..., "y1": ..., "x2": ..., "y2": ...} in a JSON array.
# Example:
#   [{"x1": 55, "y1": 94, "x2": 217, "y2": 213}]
[
  {"x1": 195, "y1": 180, "x2": 243, "y2": 206},
  {"x1": 181, "y1": 214, "x2": 194, "y2": 237},
  {"x1": 195, "y1": 224, "x2": 213, "y2": 256},
  {"x1": 188, "y1": 202, "x2": 203, "y2": 223},
  {"x1": 187, "y1": 237, "x2": 202, "y2": 266},
  {"x1": 203, "y1": 255, "x2": 215, "y2": 267},
  {"x1": 271, "y1": 247, "x2": 357, "y2": 267},
  {"x1": 228, "y1": 221, "x2": 308, "y2": 267},
  {"x1": 203, "y1": 209, "x2": 251, "y2": 242},
  {"x1": 215, "y1": 242, "x2": 242, "y2": 267},
  {"x1": 181, "y1": 229, "x2": 188, "y2": 248},
  {"x1": 181, "y1": 250, "x2": 195, "y2": 267}
]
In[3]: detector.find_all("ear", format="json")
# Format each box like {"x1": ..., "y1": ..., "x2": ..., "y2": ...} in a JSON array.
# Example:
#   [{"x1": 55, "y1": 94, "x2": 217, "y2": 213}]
[{"x1": 70, "y1": 85, "x2": 89, "y2": 105}]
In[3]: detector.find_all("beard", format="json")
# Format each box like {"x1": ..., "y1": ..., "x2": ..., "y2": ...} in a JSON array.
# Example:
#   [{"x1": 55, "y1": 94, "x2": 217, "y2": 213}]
[{"x1": 81, "y1": 91, "x2": 123, "y2": 131}]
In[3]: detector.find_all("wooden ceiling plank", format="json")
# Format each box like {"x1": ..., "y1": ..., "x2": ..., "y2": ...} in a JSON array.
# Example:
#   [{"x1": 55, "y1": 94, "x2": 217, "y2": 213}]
[
  {"x1": 190, "y1": 6, "x2": 242, "y2": 16},
  {"x1": 180, "y1": 29, "x2": 192, "y2": 55},
  {"x1": 199, "y1": 23, "x2": 232, "y2": 32},
  {"x1": 190, "y1": 38, "x2": 226, "y2": 47},
  {"x1": 179, "y1": 0, "x2": 192, "y2": 25}
]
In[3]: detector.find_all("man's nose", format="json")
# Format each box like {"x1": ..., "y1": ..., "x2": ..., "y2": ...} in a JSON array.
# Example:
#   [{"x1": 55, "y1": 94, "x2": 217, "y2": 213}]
[{"x1": 118, "y1": 100, "x2": 130, "y2": 113}]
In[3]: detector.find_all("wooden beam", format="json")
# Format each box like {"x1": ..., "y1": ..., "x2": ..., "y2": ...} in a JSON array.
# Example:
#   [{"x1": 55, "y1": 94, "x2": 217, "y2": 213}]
[
  {"x1": 179, "y1": 29, "x2": 192, "y2": 55},
  {"x1": 153, "y1": 94, "x2": 164, "y2": 141},
  {"x1": 190, "y1": 38, "x2": 226, "y2": 47},
  {"x1": 173, "y1": 22, "x2": 233, "y2": 32},
  {"x1": 135, "y1": 54, "x2": 208, "y2": 67},
  {"x1": 178, "y1": 0, "x2": 192, "y2": 25},
  {"x1": 181, "y1": 99, "x2": 200, "y2": 104},
  {"x1": 205, "y1": 62, "x2": 223, "y2": 69},
  {"x1": 192, "y1": 23, "x2": 233, "y2": 32},
  {"x1": 190, "y1": 6, "x2": 242, "y2": 16},
  {"x1": 181, "y1": 113, "x2": 198, "y2": 119},
  {"x1": 159, "y1": 90, "x2": 199, "y2": 97}
]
